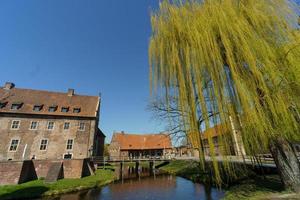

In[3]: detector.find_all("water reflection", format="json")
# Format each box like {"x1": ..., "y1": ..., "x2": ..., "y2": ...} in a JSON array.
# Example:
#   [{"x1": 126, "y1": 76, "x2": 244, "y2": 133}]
[
  {"x1": 41, "y1": 165, "x2": 224, "y2": 200},
  {"x1": 117, "y1": 165, "x2": 162, "y2": 182}
]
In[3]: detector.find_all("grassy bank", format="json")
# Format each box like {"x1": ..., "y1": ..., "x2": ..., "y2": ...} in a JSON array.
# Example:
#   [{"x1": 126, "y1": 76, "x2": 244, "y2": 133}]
[
  {"x1": 0, "y1": 169, "x2": 116, "y2": 200},
  {"x1": 160, "y1": 160, "x2": 251, "y2": 184},
  {"x1": 223, "y1": 175, "x2": 300, "y2": 200},
  {"x1": 160, "y1": 160, "x2": 299, "y2": 200},
  {"x1": 159, "y1": 160, "x2": 203, "y2": 182}
]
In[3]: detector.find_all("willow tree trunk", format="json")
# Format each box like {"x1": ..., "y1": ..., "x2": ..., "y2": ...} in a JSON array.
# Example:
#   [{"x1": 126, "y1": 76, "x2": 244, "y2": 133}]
[{"x1": 269, "y1": 137, "x2": 300, "y2": 192}]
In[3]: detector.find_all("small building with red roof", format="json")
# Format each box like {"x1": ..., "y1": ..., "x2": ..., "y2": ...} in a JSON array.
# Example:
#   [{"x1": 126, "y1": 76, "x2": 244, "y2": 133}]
[{"x1": 109, "y1": 131, "x2": 172, "y2": 159}]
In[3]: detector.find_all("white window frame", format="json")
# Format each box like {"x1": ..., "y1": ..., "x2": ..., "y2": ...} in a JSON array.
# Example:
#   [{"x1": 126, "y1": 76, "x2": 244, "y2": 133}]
[
  {"x1": 73, "y1": 108, "x2": 81, "y2": 113},
  {"x1": 61, "y1": 107, "x2": 69, "y2": 113},
  {"x1": 33, "y1": 105, "x2": 43, "y2": 112},
  {"x1": 8, "y1": 139, "x2": 20, "y2": 152},
  {"x1": 66, "y1": 139, "x2": 74, "y2": 150},
  {"x1": 47, "y1": 121, "x2": 55, "y2": 130},
  {"x1": 39, "y1": 139, "x2": 48, "y2": 151},
  {"x1": 11, "y1": 104, "x2": 21, "y2": 110},
  {"x1": 29, "y1": 121, "x2": 38, "y2": 130},
  {"x1": 63, "y1": 153, "x2": 73, "y2": 159},
  {"x1": 48, "y1": 106, "x2": 57, "y2": 112},
  {"x1": 10, "y1": 120, "x2": 20, "y2": 130},
  {"x1": 63, "y1": 122, "x2": 70, "y2": 130},
  {"x1": 78, "y1": 122, "x2": 85, "y2": 131}
]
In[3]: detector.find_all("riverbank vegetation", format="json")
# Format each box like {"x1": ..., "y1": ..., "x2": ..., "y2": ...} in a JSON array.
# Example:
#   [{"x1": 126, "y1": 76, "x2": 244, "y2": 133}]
[
  {"x1": 224, "y1": 175, "x2": 300, "y2": 200},
  {"x1": 0, "y1": 169, "x2": 116, "y2": 200},
  {"x1": 160, "y1": 160, "x2": 252, "y2": 185},
  {"x1": 160, "y1": 160, "x2": 299, "y2": 200}
]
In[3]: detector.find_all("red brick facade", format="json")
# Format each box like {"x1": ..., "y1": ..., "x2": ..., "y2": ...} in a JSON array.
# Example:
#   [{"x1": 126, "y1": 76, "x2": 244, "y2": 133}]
[
  {"x1": 109, "y1": 132, "x2": 172, "y2": 159},
  {"x1": 0, "y1": 82, "x2": 105, "y2": 161},
  {"x1": 0, "y1": 160, "x2": 37, "y2": 185},
  {"x1": 0, "y1": 159, "x2": 94, "y2": 185}
]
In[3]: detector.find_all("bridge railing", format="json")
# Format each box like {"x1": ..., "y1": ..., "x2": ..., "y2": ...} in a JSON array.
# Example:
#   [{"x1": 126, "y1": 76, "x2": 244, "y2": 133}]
[
  {"x1": 91, "y1": 153, "x2": 300, "y2": 166},
  {"x1": 91, "y1": 155, "x2": 172, "y2": 163}
]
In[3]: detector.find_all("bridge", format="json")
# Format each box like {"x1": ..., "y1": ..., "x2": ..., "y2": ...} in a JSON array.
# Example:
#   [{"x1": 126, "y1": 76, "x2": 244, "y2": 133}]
[
  {"x1": 90, "y1": 154, "x2": 295, "y2": 172},
  {"x1": 91, "y1": 156, "x2": 172, "y2": 170},
  {"x1": 91, "y1": 153, "x2": 300, "y2": 173}
]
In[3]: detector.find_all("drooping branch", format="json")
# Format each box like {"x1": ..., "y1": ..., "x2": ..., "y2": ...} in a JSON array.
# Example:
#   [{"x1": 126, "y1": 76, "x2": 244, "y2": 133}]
[{"x1": 149, "y1": 0, "x2": 300, "y2": 187}]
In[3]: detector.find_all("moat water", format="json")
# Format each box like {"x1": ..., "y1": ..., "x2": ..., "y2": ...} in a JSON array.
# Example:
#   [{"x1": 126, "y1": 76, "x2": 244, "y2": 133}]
[{"x1": 41, "y1": 166, "x2": 225, "y2": 200}]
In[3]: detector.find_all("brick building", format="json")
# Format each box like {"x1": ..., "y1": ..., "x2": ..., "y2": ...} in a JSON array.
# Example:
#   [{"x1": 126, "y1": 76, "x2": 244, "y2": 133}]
[
  {"x1": 0, "y1": 82, "x2": 105, "y2": 161},
  {"x1": 201, "y1": 125, "x2": 234, "y2": 156},
  {"x1": 188, "y1": 124, "x2": 242, "y2": 157},
  {"x1": 109, "y1": 132, "x2": 172, "y2": 159}
]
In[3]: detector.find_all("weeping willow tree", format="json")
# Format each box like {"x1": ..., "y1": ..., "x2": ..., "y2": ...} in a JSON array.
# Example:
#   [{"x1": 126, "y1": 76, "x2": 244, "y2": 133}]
[{"x1": 149, "y1": 0, "x2": 300, "y2": 191}]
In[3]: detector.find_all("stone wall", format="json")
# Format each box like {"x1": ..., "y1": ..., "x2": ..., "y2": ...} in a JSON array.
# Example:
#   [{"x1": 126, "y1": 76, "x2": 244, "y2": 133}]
[
  {"x1": 63, "y1": 159, "x2": 93, "y2": 179},
  {"x1": 33, "y1": 160, "x2": 57, "y2": 178},
  {"x1": 108, "y1": 134, "x2": 121, "y2": 159},
  {"x1": 0, "y1": 159, "x2": 95, "y2": 185},
  {"x1": 94, "y1": 130, "x2": 105, "y2": 157},
  {"x1": 19, "y1": 160, "x2": 38, "y2": 183},
  {"x1": 0, "y1": 114, "x2": 97, "y2": 161},
  {"x1": 0, "y1": 160, "x2": 37, "y2": 185},
  {"x1": 34, "y1": 159, "x2": 94, "y2": 179}
]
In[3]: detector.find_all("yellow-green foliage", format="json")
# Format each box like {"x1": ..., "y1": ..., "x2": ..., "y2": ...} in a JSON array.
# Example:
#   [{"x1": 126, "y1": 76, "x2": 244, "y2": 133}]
[{"x1": 149, "y1": 0, "x2": 300, "y2": 184}]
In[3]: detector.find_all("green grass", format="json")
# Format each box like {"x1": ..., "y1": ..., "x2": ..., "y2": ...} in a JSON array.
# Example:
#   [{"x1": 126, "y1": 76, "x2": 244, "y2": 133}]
[
  {"x1": 223, "y1": 175, "x2": 300, "y2": 200},
  {"x1": 159, "y1": 160, "x2": 209, "y2": 182},
  {"x1": 0, "y1": 169, "x2": 116, "y2": 200},
  {"x1": 160, "y1": 160, "x2": 199, "y2": 174}
]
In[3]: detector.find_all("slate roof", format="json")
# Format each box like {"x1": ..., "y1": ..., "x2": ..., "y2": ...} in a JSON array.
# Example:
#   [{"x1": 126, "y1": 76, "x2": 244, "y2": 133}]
[
  {"x1": 0, "y1": 83, "x2": 100, "y2": 118},
  {"x1": 111, "y1": 132, "x2": 172, "y2": 150}
]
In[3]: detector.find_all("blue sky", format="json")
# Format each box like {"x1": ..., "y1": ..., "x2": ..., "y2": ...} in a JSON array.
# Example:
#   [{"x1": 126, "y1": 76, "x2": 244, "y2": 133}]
[{"x1": 0, "y1": 0, "x2": 162, "y2": 142}]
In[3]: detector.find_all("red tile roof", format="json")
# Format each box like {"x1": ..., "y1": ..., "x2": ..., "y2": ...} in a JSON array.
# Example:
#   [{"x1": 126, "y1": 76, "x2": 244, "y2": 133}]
[
  {"x1": 202, "y1": 124, "x2": 226, "y2": 139},
  {"x1": 188, "y1": 124, "x2": 228, "y2": 147},
  {"x1": 111, "y1": 132, "x2": 172, "y2": 150},
  {"x1": 0, "y1": 86, "x2": 99, "y2": 118}
]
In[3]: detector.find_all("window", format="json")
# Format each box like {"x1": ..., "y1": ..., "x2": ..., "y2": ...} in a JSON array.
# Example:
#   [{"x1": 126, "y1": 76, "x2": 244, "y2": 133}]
[
  {"x1": 48, "y1": 106, "x2": 57, "y2": 112},
  {"x1": 64, "y1": 153, "x2": 72, "y2": 159},
  {"x1": 213, "y1": 136, "x2": 218, "y2": 144},
  {"x1": 61, "y1": 107, "x2": 69, "y2": 113},
  {"x1": 79, "y1": 122, "x2": 85, "y2": 131},
  {"x1": 11, "y1": 103, "x2": 22, "y2": 110},
  {"x1": 64, "y1": 122, "x2": 70, "y2": 130},
  {"x1": 9, "y1": 139, "x2": 19, "y2": 151},
  {"x1": 0, "y1": 102, "x2": 7, "y2": 108},
  {"x1": 30, "y1": 121, "x2": 38, "y2": 130},
  {"x1": 11, "y1": 120, "x2": 20, "y2": 129},
  {"x1": 39, "y1": 139, "x2": 48, "y2": 150},
  {"x1": 66, "y1": 139, "x2": 73, "y2": 150},
  {"x1": 73, "y1": 108, "x2": 81, "y2": 113},
  {"x1": 33, "y1": 105, "x2": 43, "y2": 111},
  {"x1": 203, "y1": 139, "x2": 208, "y2": 145},
  {"x1": 47, "y1": 121, "x2": 54, "y2": 130}
]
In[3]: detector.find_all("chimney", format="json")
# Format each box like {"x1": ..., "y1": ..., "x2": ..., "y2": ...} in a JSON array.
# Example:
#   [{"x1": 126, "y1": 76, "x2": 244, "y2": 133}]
[
  {"x1": 67, "y1": 88, "x2": 74, "y2": 96},
  {"x1": 4, "y1": 82, "x2": 15, "y2": 90}
]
